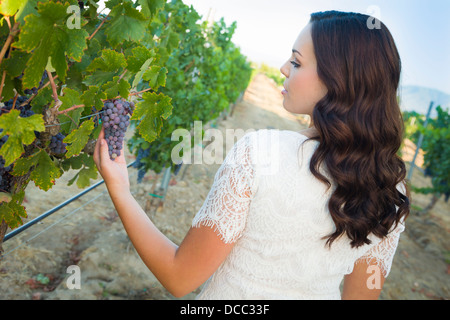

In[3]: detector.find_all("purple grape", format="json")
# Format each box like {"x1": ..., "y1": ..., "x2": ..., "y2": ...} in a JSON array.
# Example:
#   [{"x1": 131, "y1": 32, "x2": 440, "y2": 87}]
[
  {"x1": 100, "y1": 99, "x2": 133, "y2": 161},
  {"x1": 49, "y1": 133, "x2": 67, "y2": 155}
]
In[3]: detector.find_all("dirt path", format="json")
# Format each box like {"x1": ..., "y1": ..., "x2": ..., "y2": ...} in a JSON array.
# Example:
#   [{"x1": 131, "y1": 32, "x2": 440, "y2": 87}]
[{"x1": 0, "y1": 74, "x2": 448, "y2": 300}]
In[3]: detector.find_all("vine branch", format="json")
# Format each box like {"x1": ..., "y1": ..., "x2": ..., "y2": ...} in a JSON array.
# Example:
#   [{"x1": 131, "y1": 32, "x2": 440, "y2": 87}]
[
  {"x1": 47, "y1": 70, "x2": 62, "y2": 110},
  {"x1": 0, "y1": 71, "x2": 6, "y2": 101},
  {"x1": 0, "y1": 20, "x2": 20, "y2": 67},
  {"x1": 57, "y1": 104, "x2": 85, "y2": 115},
  {"x1": 88, "y1": 13, "x2": 109, "y2": 41}
]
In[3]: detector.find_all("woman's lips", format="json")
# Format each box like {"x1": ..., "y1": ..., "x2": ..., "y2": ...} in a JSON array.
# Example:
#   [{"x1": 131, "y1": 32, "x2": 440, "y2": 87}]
[{"x1": 282, "y1": 88, "x2": 288, "y2": 95}]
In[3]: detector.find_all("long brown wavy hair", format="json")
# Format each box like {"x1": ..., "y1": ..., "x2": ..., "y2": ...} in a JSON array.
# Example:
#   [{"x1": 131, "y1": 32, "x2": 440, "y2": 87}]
[{"x1": 304, "y1": 11, "x2": 410, "y2": 248}]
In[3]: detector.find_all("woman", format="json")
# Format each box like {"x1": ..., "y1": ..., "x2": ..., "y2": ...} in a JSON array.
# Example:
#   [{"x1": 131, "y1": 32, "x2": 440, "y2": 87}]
[{"x1": 94, "y1": 10, "x2": 410, "y2": 300}]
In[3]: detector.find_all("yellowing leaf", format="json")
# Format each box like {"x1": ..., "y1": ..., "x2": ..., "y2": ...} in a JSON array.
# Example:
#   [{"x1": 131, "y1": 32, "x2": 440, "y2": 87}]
[
  {"x1": 0, "y1": 191, "x2": 27, "y2": 230},
  {"x1": 0, "y1": 110, "x2": 45, "y2": 167},
  {"x1": 12, "y1": 149, "x2": 62, "y2": 191},
  {"x1": 64, "y1": 120, "x2": 95, "y2": 158}
]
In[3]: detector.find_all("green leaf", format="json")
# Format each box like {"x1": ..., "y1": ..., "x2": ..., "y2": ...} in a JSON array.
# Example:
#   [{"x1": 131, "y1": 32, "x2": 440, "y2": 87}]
[
  {"x1": 63, "y1": 119, "x2": 95, "y2": 158},
  {"x1": 84, "y1": 49, "x2": 127, "y2": 87},
  {"x1": 60, "y1": 152, "x2": 87, "y2": 171},
  {"x1": 0, "y1": 191, "x2": 27, "y2": 230},
  {"x1": 126, "y1": 46, "x2": 155, "y2": 73},
  {"x1": 132, "y1": 58, "x2": 153, "y2": 89},
  {"x1": 0, "y1": 50, "x2": 31, "y2": 78},
  {"x1": 160, "y1": 29, "x2": 180, "y2": 54},
  {"x1": 138, "y1": 0, "x2": 165, "y2": 18},
  {"x1": 87, "y1": 49, "x2": 127, "y2": 73},
  {"x1": 102, "y1": 76, "x2": 131, "y2": 100},
  {"x1": 30, "y1": 86, "x2": 52, "y2": 114},
  {"x1": 143, "y1": 66, "x2": 167, "y2": 91},
  {"x1": 105, "y1": 2, "x2": 147, "y2": 47},
  {"x1": 72, "y1": 158, "x2": 98, "y2": 189},
  {"x1": 66, "y1": 153, "x2": 98, "y2": 188},
  {"x1": 12, "y1": 1, "x2": 88, "y2": 88},
  {"x1": 58, "y1": 87, "x2": 85, "y2": 134},
  {"x1": 81, "y1": 86, "x2": 106, "y2": 111},
  {"x1": 12, "y1": 149, "x2": 62, "y2": 191},
  {"x1": 0, "y1": 0, "x2": 39, "y2": 25},
  {"x1": 0, "y1": 110, "x2": 45, "y2": 166},
  {"x1": 131, "y1": 92, "x2": 173, "y2": 143}
]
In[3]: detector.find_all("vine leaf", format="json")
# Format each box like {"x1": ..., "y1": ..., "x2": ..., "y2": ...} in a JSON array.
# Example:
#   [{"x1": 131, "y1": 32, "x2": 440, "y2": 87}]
[
  {"x1": 105, "y1": 2, "x2": 147, "y2": 48},
  {"x1": 81, "y1": 86, "x2": 106, "y2": 112},
  {"x1": 58, "y1": 87, "x2": 85, "y2": 134},
  {"x1": 131, "y1": 92, "x2": 173, "y2": 143},
  {"x1": 11, "y1": 149, "x2": 62, "y2": 191},
  {"x1": 12, "y1": 1, "x2": 89, "y2": 88},
  {"x1": 67, "y1": 154, "x2": 98, "y2": 189},
  {"x1": 0, "y1": 110, "x2": 45, "y2": 167},
  {"x1": 143, "y1": 65, "x2": 167, "y2": 91},
  {"x1": 132, "y1": 58, "x2": 153, "y2": 89},
  {"x1": 31, "y1": 86, "x2": 53, "y2": 115},
  {"x1": 63, "y1": 119, "x2": 95, "y2": 158},
  {"x1": 138, "y1": 0, "x2": 165, "y2": 18},
  {"x1": 85, "y1": 49, "x2": 127, "y2": 86},
  {"x1": 102, "y1": 76, "x2": 130, "y2": 100},
  {"x1": 0, "y1": 191, "x2": 27, "y2": 230},
  {"x1": 0, "y1": 0, "x2": 38, "y2": 25},
  {"x1": 126, "y1": 46, "x2": 155, "y2": 73}
]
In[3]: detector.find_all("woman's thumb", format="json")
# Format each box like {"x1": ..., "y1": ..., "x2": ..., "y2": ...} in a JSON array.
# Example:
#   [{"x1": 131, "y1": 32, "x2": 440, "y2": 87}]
[{"x1": 100, "y1": 139, "x2": 110, "y2": 158}]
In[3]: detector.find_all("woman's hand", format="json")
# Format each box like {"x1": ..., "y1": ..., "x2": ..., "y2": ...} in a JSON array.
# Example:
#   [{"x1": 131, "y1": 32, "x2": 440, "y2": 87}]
[{"x1": 93, "y1": 126, "x2": 130, "y2": 192}]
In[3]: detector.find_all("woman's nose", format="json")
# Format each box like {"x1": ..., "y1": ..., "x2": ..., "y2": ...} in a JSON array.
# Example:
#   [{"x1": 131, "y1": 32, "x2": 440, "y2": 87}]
[{"x1": 280, "y1": 60, "x2": 289, "y2": 78}]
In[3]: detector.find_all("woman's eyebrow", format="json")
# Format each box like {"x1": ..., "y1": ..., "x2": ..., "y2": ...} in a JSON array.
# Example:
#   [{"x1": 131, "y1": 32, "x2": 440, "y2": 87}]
[{"x1": 292, "y1": 49, "x2": 303, "y2": 57}]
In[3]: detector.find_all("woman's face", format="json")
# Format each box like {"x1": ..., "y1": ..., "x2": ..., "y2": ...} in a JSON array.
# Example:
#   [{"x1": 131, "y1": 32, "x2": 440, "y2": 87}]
[{"x1": 280, "y1": 22, "x2": 328, "y2": 123}]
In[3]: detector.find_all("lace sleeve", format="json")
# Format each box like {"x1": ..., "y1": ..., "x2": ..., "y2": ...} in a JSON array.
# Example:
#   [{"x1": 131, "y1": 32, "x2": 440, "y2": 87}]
[
  {"x1": 355, "y1": 222, "x2": 405, "y2": 278},
  {"x1": 191, "y1": 132, "x2": 258, "y2": 244},
  {"x1": 355, "y1": 182, "x2": 407, "y2": 278}
]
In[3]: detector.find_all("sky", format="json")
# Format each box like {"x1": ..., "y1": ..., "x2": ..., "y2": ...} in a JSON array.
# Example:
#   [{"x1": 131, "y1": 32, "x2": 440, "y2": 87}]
[{"x1": 182, "y1": 0, "x2": 450, "y2": 95}]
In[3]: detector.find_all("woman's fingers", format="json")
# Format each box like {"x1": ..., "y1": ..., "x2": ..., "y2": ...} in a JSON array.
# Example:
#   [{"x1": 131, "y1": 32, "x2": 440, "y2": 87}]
[{"x1": 94, "y1": 127, "x2": 105, "y2": 169}]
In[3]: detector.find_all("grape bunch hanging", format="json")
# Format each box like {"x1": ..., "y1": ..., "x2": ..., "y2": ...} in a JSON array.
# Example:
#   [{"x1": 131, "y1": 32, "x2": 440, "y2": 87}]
[
  {"x1": 101, "y1": 99, "x2": 134, "y2": 160},
  {"x1": 0, "y1": 96, "x2": 37, "y2": 193}
]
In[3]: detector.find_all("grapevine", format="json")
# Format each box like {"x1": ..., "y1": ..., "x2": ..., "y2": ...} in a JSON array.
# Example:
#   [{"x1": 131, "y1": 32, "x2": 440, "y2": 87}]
[{"x1": 0, "y1": 0, "x2": 253, "y2": 249}]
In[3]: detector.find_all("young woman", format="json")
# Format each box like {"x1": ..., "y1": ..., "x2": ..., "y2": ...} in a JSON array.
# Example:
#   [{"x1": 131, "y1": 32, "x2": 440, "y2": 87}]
[{"x1": 94, "y1": 10, "x2": 410, "y2": 300}]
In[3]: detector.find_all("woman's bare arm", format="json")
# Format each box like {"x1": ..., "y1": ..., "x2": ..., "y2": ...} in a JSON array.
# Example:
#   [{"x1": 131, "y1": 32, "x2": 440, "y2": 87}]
[
  {"x1": 106, "y1": 186, "x2": 235, "y2": 297},
  {"x1": 342, "y1": 260, "x2": 385, "y2": 300},
  {"x1": 94, "y1": 128, "x2": 235, "y2": 298}
]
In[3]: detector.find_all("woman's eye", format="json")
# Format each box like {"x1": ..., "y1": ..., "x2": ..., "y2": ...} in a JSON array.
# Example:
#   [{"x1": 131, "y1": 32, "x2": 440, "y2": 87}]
[{"x1": 290, "y1": 61, "x2": 301, "y2": 68}]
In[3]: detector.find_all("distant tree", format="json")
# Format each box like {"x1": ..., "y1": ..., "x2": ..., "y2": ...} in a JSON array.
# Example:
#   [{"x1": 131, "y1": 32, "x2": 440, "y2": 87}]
[
  {"x1": 402, "y1": 110, "x2": 426, "y2": 145},
  {"x1": 412, "y1": 105, "x2": 450, "y2": 214}
]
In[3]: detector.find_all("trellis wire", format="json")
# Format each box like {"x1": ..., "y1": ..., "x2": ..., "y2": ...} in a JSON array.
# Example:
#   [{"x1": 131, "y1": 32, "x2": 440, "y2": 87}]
[
  {"x1": 3, "y1": 160, "x2": 137, "y2": 243},
  {"x1": 1, "y1": 170, "x2": 139, "y2": 258}
]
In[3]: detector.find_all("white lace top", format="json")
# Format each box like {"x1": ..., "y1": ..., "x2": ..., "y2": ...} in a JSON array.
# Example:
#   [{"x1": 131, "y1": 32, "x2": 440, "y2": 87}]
[{"x1": 192, "y1": 129, "x2": 406, "y2": 300}]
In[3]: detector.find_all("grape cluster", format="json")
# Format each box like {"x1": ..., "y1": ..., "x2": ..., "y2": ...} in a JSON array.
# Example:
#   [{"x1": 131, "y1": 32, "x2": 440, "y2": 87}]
[
  {"x1": 49, "y1": 133, "x2": 67, "y2": 155},
  {"x1": 0, "y1": 133, "x2": 13, "y2": 193},
  {"x1": 0, "y1": 96, "x2": 35, "y2": 118},
  {"x1": 101, "y1": 99, "x2": 134, "y2": 160},
  {"x1": 0, "y1": 94, "x2": 39, "y2": 193}
]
